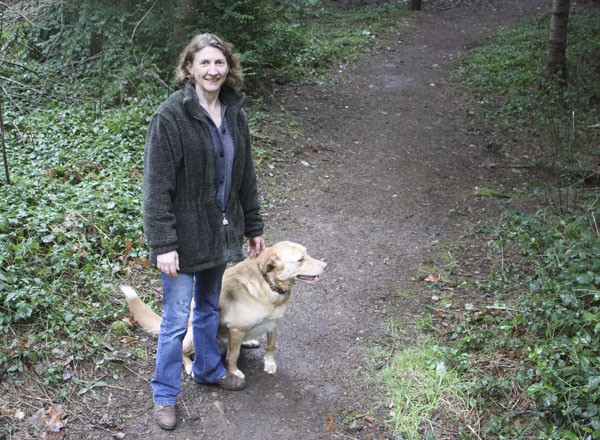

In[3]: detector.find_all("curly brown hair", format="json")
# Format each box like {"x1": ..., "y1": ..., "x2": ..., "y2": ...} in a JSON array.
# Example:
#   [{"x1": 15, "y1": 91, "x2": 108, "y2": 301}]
[{"x1": 175, "y1": 33, "x2": 243, "y2": 91}]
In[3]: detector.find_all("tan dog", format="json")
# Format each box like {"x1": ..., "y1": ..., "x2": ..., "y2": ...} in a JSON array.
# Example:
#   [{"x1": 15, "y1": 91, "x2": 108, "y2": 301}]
[{"x1": 121, "y1": 241, "x2": 327, "y2": 380}]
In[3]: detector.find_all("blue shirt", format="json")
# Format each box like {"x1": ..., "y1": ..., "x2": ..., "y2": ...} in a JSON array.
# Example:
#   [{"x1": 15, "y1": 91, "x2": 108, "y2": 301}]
[{"x1": 205, "y1": 105, "x2": 235, "y2": 212}]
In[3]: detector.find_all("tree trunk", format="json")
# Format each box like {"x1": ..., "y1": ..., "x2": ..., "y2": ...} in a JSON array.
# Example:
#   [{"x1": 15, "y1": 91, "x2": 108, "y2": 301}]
[
  {"x1": 411, "y1": 0, "x2": 422, "y2": 11},
  {"x1": 0, "y1": 88, "x2": 11, "y2": 185},
  {"x1": 546, "y1": 0, "x2": 570, "y2": 83},
  {"x1": 0, "y1": 3, "x2": 10, "y2": 185}
]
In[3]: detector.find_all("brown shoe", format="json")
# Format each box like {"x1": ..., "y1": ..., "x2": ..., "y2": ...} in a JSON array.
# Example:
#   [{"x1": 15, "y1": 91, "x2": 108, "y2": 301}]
[
  {"x1": 217, "y1": 372, "x2": 246, "y2": 391},
  {"x1": 154, "y1": 404, "x2": 176, "y2": 430}
]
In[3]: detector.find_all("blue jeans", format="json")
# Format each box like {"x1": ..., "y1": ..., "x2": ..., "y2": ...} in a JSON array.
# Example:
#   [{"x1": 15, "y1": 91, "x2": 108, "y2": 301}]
[{"x1": 151, "y1": 266, "x2": 227, "y2": 406}]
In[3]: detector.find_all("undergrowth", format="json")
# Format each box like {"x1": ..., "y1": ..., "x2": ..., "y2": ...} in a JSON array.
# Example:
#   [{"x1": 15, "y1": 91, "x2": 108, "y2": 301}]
[
  {"x1": 443, "y1": 208, "x2": 600, "y2": 438},
  {"x1": 290, "y1": 2, "x2": 408, "y2": 80},
  {"x1": 457, "y1": 9, "x2": 600, "y2": 142},
  {"x1": 0, "y1": 100, "x2": 155, "y2": 380}
]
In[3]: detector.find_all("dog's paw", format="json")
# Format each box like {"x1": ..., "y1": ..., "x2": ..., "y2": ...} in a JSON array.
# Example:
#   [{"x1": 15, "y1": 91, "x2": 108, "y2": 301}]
[
  {"x1": 263, "y1": 358, "x2": 277, "y2": 375},
  {"x1": 234, "y1": 369, "x2": 245, "y2": 379},
  {"x1": 241, "y1": 339, "x2": 260, "y2": 349}
]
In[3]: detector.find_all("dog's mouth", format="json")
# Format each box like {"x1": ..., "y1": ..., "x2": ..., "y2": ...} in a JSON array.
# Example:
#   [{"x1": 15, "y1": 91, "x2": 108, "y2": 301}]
[{"x1": 296, "y1": 274, "x2": 321, "y2": 283}]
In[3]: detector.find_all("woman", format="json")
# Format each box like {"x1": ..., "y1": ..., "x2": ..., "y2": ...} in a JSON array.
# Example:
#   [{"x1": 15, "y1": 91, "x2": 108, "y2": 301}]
[{"x1": 143, "y1": 33, "x2": 266, "y2": 430}]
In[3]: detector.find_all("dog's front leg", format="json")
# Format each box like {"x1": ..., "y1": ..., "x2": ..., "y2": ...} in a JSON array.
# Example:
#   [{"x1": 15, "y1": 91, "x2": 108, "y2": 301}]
[
  {"x1": 264, "y1": 329, "x2": 277, "y2": 374},
  {"x1": 182, "y1": 331, "x2": 194, "y2": 375},
  {"x1": 227, "y1": 327, "x2": 246, "y2": 379},
  {"x1": 183, "y1": 355, "x2": 193, "y2": 375}
]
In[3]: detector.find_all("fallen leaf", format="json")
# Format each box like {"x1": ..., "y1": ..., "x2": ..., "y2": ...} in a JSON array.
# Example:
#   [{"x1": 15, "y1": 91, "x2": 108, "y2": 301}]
[
  {"x1": 117, "y1": 336, "x2": 139, "y2": 344},
  {"x1": 121, "y1": 316, "x2": 136, "y2": 326},
  {"x1": 44, "y1": 406, "x2": 66, "y2": 432},
  {"x1": 118, "y1": 240, "x2": 133, "y2": 262},
  {"x1": 61, "y1": 356, "x2": 74, "y2": 367},
  {"x1": 424, "y1": 274, "x2": 440, "y2": 283},
  {"x1": 213, "y1": 400, "x2": 226, "y2": 415},
  {"x1": 324, "y1": 415, "x2": 336, "y2": 431},
  {"x1": 133, "y1": 257, "x2": 152, "y2": 268}
]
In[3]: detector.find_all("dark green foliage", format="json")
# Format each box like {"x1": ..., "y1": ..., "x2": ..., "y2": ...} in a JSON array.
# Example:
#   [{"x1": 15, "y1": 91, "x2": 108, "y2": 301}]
[
  {"x1": 0, "y1": 100, "x2": 155, "y2": 379},
  {"x1": 2, "y1": 1, "x2": 177, "y2": 106},
  {"x1": 444, "y1": 209, "x2": 600, "y2": 438},
  {"x1": 1, "y1": 0, "x2": 310, "y2": 108},
  {"x1": 190, "y1": 1, "x2": 305, "y2": 73},
  {"x1": 432, "y1": 9, "x2": 600, "y2": 439},
  {"x1": 456, "y1": 10, "x2": 600, "y2": 149}
]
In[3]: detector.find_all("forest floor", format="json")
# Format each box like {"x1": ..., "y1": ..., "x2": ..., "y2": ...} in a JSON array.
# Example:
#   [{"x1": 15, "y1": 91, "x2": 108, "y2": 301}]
[{"x1": 9, "y1": 0, "x2": 554, "y2": 439}]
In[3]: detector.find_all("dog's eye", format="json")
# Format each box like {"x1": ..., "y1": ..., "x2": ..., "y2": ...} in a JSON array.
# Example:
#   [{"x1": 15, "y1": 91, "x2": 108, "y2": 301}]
[{"x1": 298, "y1": 257, "x2": 305, "y2": 263}]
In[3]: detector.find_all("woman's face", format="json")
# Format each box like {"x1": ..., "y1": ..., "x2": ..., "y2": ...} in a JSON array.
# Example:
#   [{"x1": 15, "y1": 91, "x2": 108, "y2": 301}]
[{"x1": 187, "y1": 46, "x2": 228, "y2": 95}]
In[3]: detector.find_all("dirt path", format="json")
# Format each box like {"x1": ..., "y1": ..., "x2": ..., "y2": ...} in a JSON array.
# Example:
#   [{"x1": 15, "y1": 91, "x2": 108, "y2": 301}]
[{"x1": 91, "y1": 1, "x2": 551, "y2": 438}]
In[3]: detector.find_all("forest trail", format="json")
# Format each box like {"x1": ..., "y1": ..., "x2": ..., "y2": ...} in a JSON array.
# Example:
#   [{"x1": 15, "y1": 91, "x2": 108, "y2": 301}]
[{"x1": 88, "y1": 1, "x2": 550, "y2": 438}]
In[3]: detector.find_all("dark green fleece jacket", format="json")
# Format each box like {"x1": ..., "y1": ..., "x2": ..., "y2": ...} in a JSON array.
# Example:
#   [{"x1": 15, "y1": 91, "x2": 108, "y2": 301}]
[{"x1": 143, "y1": 83, "x2": 263, "y2": 273}]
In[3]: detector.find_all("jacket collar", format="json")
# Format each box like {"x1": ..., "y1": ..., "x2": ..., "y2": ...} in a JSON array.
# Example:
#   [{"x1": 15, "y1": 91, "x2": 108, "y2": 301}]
[{"x1": 182, "y1": 83, "x2": 246, "y2": 121}]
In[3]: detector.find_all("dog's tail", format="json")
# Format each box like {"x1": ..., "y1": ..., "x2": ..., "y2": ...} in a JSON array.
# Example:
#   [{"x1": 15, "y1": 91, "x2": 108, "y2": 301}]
[{"x1": 120, "y1": 285, "x2": 161, "y2": 336}]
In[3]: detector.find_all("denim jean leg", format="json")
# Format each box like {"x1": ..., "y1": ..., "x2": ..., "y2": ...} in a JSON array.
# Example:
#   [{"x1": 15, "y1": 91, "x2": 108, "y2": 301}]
[
  {"x1": 191, "y1": 265, "x2": 228, "y2": 383},
  {"x1": 151, "y1": 273, "x2": 194, "y2": 406}
]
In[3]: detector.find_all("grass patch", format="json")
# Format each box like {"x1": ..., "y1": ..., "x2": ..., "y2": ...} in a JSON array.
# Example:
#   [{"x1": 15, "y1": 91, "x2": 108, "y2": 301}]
[{"x1": 382, "y1": 342, "x2": 475, "y2": 439}]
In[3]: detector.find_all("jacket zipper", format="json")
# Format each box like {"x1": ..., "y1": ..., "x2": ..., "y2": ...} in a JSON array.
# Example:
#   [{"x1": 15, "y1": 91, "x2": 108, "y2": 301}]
[{"x1": 222, "y1": 212, "x2": 233, "y2": 261}]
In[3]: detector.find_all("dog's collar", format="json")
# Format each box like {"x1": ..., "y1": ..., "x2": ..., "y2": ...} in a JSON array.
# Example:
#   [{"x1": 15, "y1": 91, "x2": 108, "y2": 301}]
[{"x1": 263, "y1": 274, "x2": 287, "y2": 295}]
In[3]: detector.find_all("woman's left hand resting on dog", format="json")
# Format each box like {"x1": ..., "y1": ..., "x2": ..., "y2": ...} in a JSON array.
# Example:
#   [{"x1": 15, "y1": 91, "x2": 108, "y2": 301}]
[{"x1": 247, "y1": 236, "x2": 266, "y2": 257}]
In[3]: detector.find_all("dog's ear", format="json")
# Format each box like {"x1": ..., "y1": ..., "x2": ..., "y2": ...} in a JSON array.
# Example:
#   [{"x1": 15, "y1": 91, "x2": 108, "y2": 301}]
[{"x1": 258, "y1": 249, "x2": 281, "y2": 274}]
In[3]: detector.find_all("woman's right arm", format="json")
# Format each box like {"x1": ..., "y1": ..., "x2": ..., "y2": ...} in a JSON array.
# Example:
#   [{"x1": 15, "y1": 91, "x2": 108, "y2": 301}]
[{"x1": 143, "y1": 114, "x2": 181, "y2": 260}]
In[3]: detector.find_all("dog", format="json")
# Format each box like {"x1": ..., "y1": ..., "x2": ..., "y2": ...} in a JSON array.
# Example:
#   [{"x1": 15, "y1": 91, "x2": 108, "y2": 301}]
[{"x1": 121, "y1": 241, "x2": 327, "y2": 381}]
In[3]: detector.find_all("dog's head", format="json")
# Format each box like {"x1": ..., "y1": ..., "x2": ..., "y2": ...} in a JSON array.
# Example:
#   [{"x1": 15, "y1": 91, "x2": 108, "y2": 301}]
[{"x1": 258, "y1": 241, "x2": 327, "y2": 291}]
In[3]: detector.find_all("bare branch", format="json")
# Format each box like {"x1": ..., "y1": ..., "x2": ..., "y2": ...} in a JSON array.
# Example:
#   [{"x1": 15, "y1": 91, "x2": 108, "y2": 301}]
[{"x1": 130, "y1": 0, "x2": 160, "y2": 42}]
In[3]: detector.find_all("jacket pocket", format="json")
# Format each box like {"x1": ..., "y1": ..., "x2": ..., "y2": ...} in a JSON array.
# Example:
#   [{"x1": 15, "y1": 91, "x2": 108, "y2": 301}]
[{"x1": 174, "y1": 202, "x2": 218, "y2": 267}]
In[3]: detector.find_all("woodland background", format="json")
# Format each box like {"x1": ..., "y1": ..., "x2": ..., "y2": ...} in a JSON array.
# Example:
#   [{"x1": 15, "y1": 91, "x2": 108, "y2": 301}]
[{"x1": 1, "y1": 1, "x2": 599, "y2": 438}]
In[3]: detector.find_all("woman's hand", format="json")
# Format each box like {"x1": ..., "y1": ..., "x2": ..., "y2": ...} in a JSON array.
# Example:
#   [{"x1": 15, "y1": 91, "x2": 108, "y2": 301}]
[
  {"x1": 247, "y1": 236, "x2": 266, "y2": 257},
  {"x1": 157, "y1": 250, "x2": 179, "y2": 277}
]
